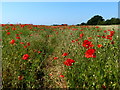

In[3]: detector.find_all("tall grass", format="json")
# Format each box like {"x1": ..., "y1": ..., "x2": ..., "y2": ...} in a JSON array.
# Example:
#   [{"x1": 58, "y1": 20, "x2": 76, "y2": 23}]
[{"x1": 2, "y1": 24, "x2": 119, "y2": 89}]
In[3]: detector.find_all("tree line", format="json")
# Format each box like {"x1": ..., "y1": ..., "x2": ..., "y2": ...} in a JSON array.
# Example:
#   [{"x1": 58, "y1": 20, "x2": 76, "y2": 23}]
[
  {"x1": 52, "y1": 15, "x2": 120, "y2": 26},
  {"x1": 78, "y1": 15, "x2": 120, "y2": 25}
]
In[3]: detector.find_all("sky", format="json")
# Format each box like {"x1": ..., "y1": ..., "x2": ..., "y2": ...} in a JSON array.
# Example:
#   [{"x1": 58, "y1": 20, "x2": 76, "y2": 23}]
[{"x1": 2, "y1": 2, "x2": 118, "y2": 25}]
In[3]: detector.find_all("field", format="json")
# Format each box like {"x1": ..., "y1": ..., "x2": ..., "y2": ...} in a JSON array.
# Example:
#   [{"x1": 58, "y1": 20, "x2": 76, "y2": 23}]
[{"x1": 1, "y1": 24, "x2": 120, "y2": 89}]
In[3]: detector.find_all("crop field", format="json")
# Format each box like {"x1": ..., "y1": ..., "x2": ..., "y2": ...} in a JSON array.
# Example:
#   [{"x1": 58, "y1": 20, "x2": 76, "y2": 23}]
[{"x1": 1, "y1": 24, "x2": 120, "y2": 89}]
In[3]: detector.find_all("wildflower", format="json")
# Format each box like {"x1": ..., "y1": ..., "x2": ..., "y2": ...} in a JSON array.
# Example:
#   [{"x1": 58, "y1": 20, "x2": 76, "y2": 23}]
[
  {"x1": 12, "y1": 27, "x2": 16, "y2": 30},
  {"x1": 71, "y1": 40, "x2": 75, "y2": 43},
  {"x1": 59, "y1": 75, "x2": 64, "y2": 78},
  {"x1": 96, "y1": 35, "x2": 101, "y2": 37},
  {"x1": 20, "y1": 42, "x2": 24, "y2": 44},
  {"x1": 106, "y1": 35, "x2": 112, "y2": 40},
  {"x1": 80, "y1": 29, "x2": 83, "y2": 31},
  {"x1": 78, "y1": 42, "x2": 80, "y2": 45},
  {"x1": 10, "y1": 39, "x2": 15, "y2": 44},
  {"x1": 24, "y1": 46, "x2": 27, "y2": 48},
  {"x1": 95, "y1": 26, "x2": 99, "y2": 28},
  {"x1": 79, "y1": 33, "x2": 84, "y2": 38},
  {"x1": 104, "y1": 30, "x2": 107, "y2": 33},
  {"x1": 88, "y1": 37, "x2": 92, "y2": 39},
  {"x1": 16, "y1": 34, "x2": 19, "y2": 36},
  {"x1": 18, "y1": 75, "x2": 24, "y2": 80},
  {"x1": 111, "y1": 41, "x2": 114, "y2": 44},
  {"x1": 22, "y1": 54, "x2": 29, "y2": 60},
  {"x1": 38, "y1": 51, "x2": 42, "y2": 54},
  {"x1": 49, "y1": 73, "x2": 52, "y2": 76},
  {"x1": 62, "y1": 53, "x2": 68, "y2": 56},
  {"x1": 27, "y1": 42, "x2": 30, "y2": 46},
  {"x1": 53, "y1": 57, "x2": 58, "y2": 60},
  {"x1": 97, "y1": 44, "x2": 103, "y2": 48},
  {"x1": 16, "y1": 37, "x2": 20, "y2": 39},
  {"x1": 33, "y1": 49, "x2": 37, "y2": 52},
  {"x1": 102, "y1": 35, "x2": 105, "y2": 38},
  {"x1": 75, "y1": 39, "x2": 79, "y2": 41},
  {"x1": 64, "y1": 58, "x2": 75, "y2": 66},
  {"x1": 6, "y1": 32, "x2": 10, "y2": 35},
  {"x1": 102, "y1": 85, "x2": 106, "y2": 89},
  {"x1": 82, "y1": 40, "x2": 94, "y2": 49},
  {"x1": 109, "y1": 31, "x2": 115, "y2": 36},
  {"x1": 30, "y1": 34, "x2": 33, "y2": 36},
  {"x1": 85, "y1": 49, "x2": 96, "y2": 58}
]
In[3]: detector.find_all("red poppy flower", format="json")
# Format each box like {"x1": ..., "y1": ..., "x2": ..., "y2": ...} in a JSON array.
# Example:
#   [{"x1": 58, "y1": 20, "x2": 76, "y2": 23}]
[
  {"x1": 102, "y1": 35, "x2": 105, "y2": 38},
  {"x1": 97, "y1": 44, "x2": 103, "y2": 48},
  {"x1": 111, "y1": 41, "x2": 114, "y2": 44},
  {"x1": 53, "y1": 57, "x2": 58, "y2": 60},
  {"x1": 95, "y1": 26, "x2": 99, "y2": 28},
  {"x1": 106, "y1": 35, "x2": 112, "y2": 40},
  {"x1": 10, "y1": 24, "x2": 14, "y2": 26},
  {"x1": 85, "y1": 49, "x2": 96, "y2": 58},
  {"x1": 18, "y1": 75, "x2": 24, "y2": 80},
  {"x1": 38, "y1": 51, "x2": 42, "y2": 54},
  {"x1": 30, "y1": 34, "x2": 33, "y2": 36},
  {"x1": 104, "y1": 30, "x2": 107, "y2": 33},
  {"x1": 27, "y1": 42, "x2": 30, "y2": 46},
  {"x1": 6, "y1": 32, "x2": 10, "y2": 35},
  {"x1": 5, "y1": 26, "x2": 9, "y2": 29},
  {"x1": 22, "y1": 54, "x2": 29, "y2": 60},
  {"x1": 20, "y1": 42, "x2": 24, "y2": 44},
  {"x1": 24, "y1": 46, "x2": 27, "y2": 48},
  {"x1": 75, "y1": 39, "x2": 79, "y2": 41},
  {"x1": 96, "y1": 35, "x2": 101, "y2": 37},
  {"x1": 78, "y1": 42, "x2": 80, "y2": 45},
  {"x1": 79, "y1": 33, "x2": 84, "y2": 38},
  {"x1": 16, "y1": 37, "x2": 20, "y2": 39},
  {"x1": 12, "y1": 27, "x2": 16, "y2": 30},
  {"x1": 6, "y1": 30, "x2": 9, "y2": 32},
  {"x1": 49, "y1": 73, "x2": 52, "y2": 76},
  {"x1": 80, "y1": 30, "x2": 83, "y2": 31},
  {"x1": 62, "y1": 53, "x2": 68, "y2": 56},
  {"x1": 16, "y1": 34, "x2": 19, "y2": 36},
  {"x1": 59, "y1": 75, "x2": 64, "y2": 78},
  {"x1": 10, "y1": 39, "x2": 15, "y2": 44},
  {"x1": 33, "y1": 49, "x2": 37, "y2": 52},
  {"x1": 64, "y1": 58, "x2": 75, "y2": 66},
  {"x1": 110, "y1": 31, "x2": 115, "y2": 36},
  {"x1": 71, "y1": 40, "x2": 75, "y2": 43},
  {"x1": 88, "y1": 37, "x2": 92, "y2": 39},
  {"x1": 102, "y1": 85, "x2": 106, "y2": 89},
  {"x1": 82, "y1": 40, "x2": 94, "y2": 49}
]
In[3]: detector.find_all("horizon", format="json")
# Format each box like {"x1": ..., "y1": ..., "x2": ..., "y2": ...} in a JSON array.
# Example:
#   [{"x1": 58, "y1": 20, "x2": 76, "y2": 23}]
[{"x1": 2, "y1": 2, "x2": 118, "y2": 25}]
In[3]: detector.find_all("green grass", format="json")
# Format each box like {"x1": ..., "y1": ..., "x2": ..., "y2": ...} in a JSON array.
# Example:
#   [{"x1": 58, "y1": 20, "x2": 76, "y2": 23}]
[{"x1": 2, "y1": 24, "x2": 120, "y2": 89}]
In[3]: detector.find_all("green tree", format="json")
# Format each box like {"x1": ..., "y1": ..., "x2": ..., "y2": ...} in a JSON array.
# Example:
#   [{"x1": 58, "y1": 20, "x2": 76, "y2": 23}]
[
  {"x1": 87, "y1": 15, "x2": 104, "y2": 25},
  {"x1": 110, "y1": 18, "x2": 120, "y2": 24},
  {"x1": 104, "y1": 19, "x2": 112, "y2": 25},
  {"x1": 103, "y1": 18, "x2": 120, "y2": 25},
  {"x1": 80, "y1": 22, "x2": 86, "y2": 25}
]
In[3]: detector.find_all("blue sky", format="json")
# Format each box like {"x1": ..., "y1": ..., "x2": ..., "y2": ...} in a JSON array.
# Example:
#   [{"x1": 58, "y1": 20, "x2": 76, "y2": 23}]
[{"x1": 2, "y1": 2, "x2": 118, "y2": 25}]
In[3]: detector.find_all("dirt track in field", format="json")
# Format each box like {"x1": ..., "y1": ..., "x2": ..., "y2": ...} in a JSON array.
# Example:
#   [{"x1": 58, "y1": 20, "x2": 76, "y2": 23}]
[{"x1": 98, "y1": 25, "x2": 120, "y2": 30}]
